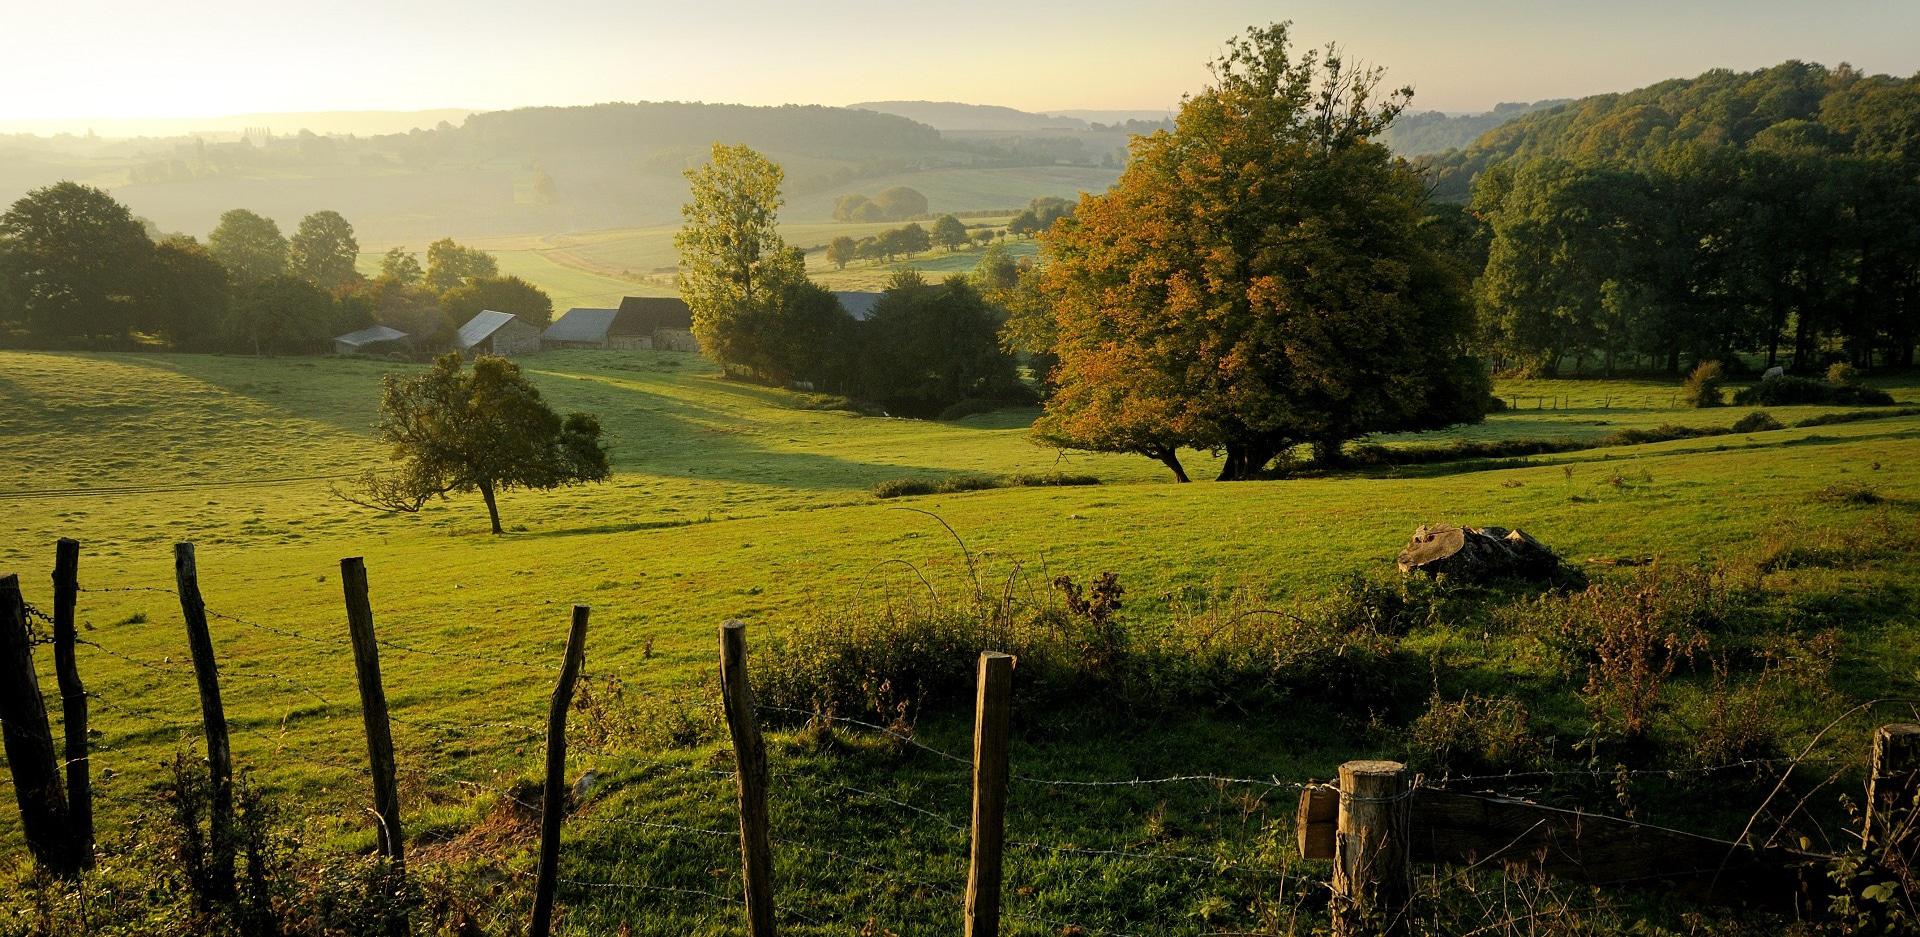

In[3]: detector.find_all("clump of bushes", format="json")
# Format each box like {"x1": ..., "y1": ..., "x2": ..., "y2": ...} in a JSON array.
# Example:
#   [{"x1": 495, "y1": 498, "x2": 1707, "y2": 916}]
[
  {"x1": 870, "y1": 472, "x2": 1100, "y2": 499},
  {"x1": 1795, "y1": 406, "x2": 1920, "y2": 427},
  {"x1": 755, "y1": 568, "x2": 1418, "y2": 723},
  {"x1": 1680, "y1": 360, "x2": 1727, "y2": 408},
  {"x1": 1346, "y1": 438, "x2": 1585, "y2": 467},
  {"x1": 1733, "y1": 373, "x2": 1895, "y2": 407},
  {"x1": 1730, "y1": 410, "x2": 1782, "y2": 433},
  {"x1": 1408, "y1": 692, "x2": 1542, "y2": 776},
  {"x1": 1596, "y1": 423, "x2": 1725, "y2": 446}
]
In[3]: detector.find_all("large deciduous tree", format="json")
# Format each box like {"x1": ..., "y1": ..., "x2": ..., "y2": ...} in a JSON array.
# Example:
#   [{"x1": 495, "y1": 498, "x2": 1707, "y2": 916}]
[
  {"x1": 424, "y1": 238, "x2": 498, "y2": 293},
  {"x1": 142, "y1": 236, "x2": 230, "y2": 346},
  {"x1": 675, "y1": 143, "x2": 808, "y2": 374},
  {"x1": 288, "y1": 210, "x2": 361, "y2": 289},
  {"x1": 208, "y1": 208, "x2": 288, "y2": 285},
  {"x1": 1035, "y1": 23, "x2": 1489, "y2": 481},
  {"x1": 0, "y1": 181, "x2": 153, "y2": 340},
  {"x1": 335, "y1": 353, "x2": 610, "y2": 534}
]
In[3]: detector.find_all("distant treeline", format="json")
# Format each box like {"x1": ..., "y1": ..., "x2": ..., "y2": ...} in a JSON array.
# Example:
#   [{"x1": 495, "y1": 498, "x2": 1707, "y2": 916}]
[
  {"x1": 0, "y1": 182, "x2": 551, "y2": 355},
  {"x1": 1417, "y1": 62, "x2": 1920, "y2": 375}
]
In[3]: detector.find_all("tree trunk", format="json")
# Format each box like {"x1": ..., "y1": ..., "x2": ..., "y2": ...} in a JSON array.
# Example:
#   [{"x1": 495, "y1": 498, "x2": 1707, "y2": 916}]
[
  {"x1": 1216, "y1": 442, "x2": 1276, "y2": 481},
  {"x1": 1313, "y1": 438, "x2": 1346, "y2": 467},
  {"x1": 1146, "y1": 446, "x2": 1190, "y2": 483},
  {"x1": 480, "y1": 481, "x2": 503, "y2": 535}
]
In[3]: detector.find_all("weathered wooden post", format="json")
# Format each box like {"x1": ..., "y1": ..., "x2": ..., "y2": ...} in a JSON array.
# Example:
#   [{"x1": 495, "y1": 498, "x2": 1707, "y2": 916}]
[
  {"x1": 1331, "y1": 760, "x2": 1412, "y2": 937},
  {"x1": 1866, "y1": 724, "x2": 1920, "y2": 861},
  {"x1": 51, "y1": 538, "x2": 91, "y2": 867},
  {"x1": 529, "y1": 605, "x2": 589, "y2": 937},
  {"x1": 175, "y1": 542, "x2": 238, "y2": 903},
  {"x1": 340, "y1": 558, "x2": 406, "y2": 881},
  {"x1": 719, "y1": 620, "x2": 776, "y2": 937},
  {"x1": 965, "y1": 652, "x2": 1016, "y2": 937},
  {"x1": 0, "y1": 573, "x2": 81, "y2": 876}
]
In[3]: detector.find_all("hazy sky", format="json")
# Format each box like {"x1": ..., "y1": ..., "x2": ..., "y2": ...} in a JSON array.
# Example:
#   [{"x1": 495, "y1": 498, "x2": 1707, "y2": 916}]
[{"x1": 6, "y1": 0, "x2": 1918, "y2": 129}]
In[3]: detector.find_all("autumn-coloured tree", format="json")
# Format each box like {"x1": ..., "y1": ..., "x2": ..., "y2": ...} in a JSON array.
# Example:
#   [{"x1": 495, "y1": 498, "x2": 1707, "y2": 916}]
[{"x1": 1035, "y1": 22, "x2": 1489, "y2": 481}]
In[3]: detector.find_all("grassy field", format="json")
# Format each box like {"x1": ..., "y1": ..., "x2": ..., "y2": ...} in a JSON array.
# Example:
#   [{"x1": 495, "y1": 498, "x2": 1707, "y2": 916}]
[
  {"x1": 356, "y1": 220, "x2": 1023, "y2": 310},
  {"x1": 5, "y1": 349, "x2": 1919, "y2": 933}
]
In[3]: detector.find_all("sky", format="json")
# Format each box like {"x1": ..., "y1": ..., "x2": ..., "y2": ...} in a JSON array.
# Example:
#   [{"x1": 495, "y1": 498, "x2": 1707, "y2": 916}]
[{"x1": 4, "y1": 0, "x2": 1918, "y2": 132}]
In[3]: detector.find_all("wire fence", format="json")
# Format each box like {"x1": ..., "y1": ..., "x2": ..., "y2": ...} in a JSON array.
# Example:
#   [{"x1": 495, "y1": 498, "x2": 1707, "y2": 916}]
[{"x1": 1, "y1": 554, "x2": 1900, "y2": 936}]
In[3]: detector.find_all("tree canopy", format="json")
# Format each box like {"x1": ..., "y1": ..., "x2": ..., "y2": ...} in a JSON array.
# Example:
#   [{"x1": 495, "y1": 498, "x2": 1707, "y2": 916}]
[
  {"x1": 424, "y1": 238, "x2": 498, "y2": 293},
  {"x1": 288, "y1": 210, "x2": 361, "y2": 289},
  {"x1": 1035, "y1": 22, "x2": 1489, "y2": 481},
  {"x1": 208, "y1": 208, "x2": 289, "y2": 285},
  {"x1": 440, "y1": 274, "x2": 555, "y2": 328},
  {"x1": 0, "y1": 182, "x2": 153, "y2": 340},
  {"x1": 675, "y1": 143, "x2": 810, "y2": 376},
  {"x1": 336, "y1": 353, "x2": 610, "y2": 534}
]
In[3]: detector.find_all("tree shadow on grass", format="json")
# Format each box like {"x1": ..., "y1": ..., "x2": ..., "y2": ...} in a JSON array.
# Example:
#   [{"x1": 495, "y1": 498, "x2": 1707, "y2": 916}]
[{"x1": 92, "y1": 352, "x2": 974, "y2": 493}]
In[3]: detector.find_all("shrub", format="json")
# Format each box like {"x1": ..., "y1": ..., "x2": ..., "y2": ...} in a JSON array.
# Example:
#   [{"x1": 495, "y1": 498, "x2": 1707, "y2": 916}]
[
  {"x1": 1597, "y1": 423, "x2": 1724, "y2": 446},
  {"x1": 1734, "y1": 374, "x2": 1895, "y2": 406},
  {"x1": 1408, "y1": 692, "x2": 1541, "y2": 776},
  {"x1": 1680, "y1": 360, "x2": 1726, "y2": 408},
  {"x1": 870, "y1": 472, "x2": 1100, "y2": 499},
  {"x1": 1826, "y1": 361, "x2": 1860, "y2": 386},
  {"x1": 1730, "y1": 410, "x2": 1782, "y2": 433},
  {"x1": 1797, "y1": 406, "x2": 1920, "y2": 427}
]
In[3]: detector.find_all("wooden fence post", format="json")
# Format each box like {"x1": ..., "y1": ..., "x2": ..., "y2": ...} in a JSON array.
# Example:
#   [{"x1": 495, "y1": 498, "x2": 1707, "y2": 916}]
[
  {"x1": 965, "y1": 652, "x2": 1016, "y2": 937},
  {"x1": 719, "y1": 620, "x2": 776, "y2": 937},
  {"x1": 175, "y1": 542, "x2": 238, "y2": 904},
  {"x1": 1331, "y1": 760, "x2": 1411, "y2": 937},
  {"x1": 1867, "y1": 724, "x2": 1920, "y2": 861},
  {"x1": 529, "y1": 605, "x2": 589, "y2": 937},
  {"x1": 340, "y1": 558, "x2": 406, "y2": 881},
  {"x1": 52, "y1": 538, "x2": 91, "y2": 868},
  {"x1": 0, "y1": 573, "x2": 81, "y2": 876}
]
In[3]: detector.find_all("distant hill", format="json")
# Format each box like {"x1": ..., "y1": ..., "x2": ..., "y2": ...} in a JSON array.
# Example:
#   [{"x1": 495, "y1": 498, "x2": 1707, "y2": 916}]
[
  {"x1": 1378, "y1": 100, "x2": 1567, "y2": 156},
  {"x1": 0, "y1": 101, "x2": 1121, "y2": 243},
  {"x1": 0, "y1": 109, "x2": 474, "y2": 139},
  {"x1": 849, "y1": 101, "x2": 1088, "y2": 132},
  {"x1": 1416, "y1": 62, "x2": 1920, "y2": 200}
]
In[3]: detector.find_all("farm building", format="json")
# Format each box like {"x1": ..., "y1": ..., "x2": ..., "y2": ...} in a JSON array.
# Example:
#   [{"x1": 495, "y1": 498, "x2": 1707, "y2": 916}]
[
  {"x1": 614, "y1": 296, "x2": 699, "y2": 352},
  {"x1": 541, "y1": 307, "x2": 623, "y2": 349},
  {"x1": 455, "y1": 310, "x2": 543, "y2": 357},
  {"x1": 833, "y1": 291, "x2": 882, "y2": 321},
  {"x1": 332, "y1": 324, "x2": 411, "y2": 356}
]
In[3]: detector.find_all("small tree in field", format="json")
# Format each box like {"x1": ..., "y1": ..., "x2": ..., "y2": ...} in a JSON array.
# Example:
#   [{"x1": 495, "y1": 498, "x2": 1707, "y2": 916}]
[{"x1": 335, "y1": 353, "x2": 610, "y2": 534}]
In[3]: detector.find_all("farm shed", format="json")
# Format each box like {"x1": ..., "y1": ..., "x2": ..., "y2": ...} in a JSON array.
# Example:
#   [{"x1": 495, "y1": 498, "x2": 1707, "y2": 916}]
[
  {"x1": 833, "y1": 291, "x2": 883, "y2": 321},
  {"x1": 542, "y1": 307, "x2": 621, "y2": 349},
  {"x1": 615, "y1": 296, "x2": 699, "y2": 352},
  {"x1": 455, "y1": 310, "x2": 543, "y2": 357},
  {"x1": 332, "y1": 324, "x2": 411, "y2": 356}
]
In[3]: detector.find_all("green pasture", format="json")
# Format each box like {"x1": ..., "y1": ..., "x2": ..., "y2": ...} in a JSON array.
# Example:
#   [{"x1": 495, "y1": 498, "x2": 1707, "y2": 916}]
[{"x1": 4, "y1": 349, "x2": 1919, "y2": 933}]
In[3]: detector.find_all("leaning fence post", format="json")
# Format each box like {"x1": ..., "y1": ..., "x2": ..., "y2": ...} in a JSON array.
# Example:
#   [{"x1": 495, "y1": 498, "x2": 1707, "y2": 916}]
[
  {"x1": 1331, "y1": 759, "x2": 1411, "y2": 937},
  {"x1": 965, "y1": 652, "x2": 1016, "y2": 937},
  {"x1": 719, "y1": 620, "x2": 776, "y2": 937},
  {"x1": 52, "y1": 538, "x2": 92, "y2": 867},
  {"x1": 0, "y1": 573, "x2": 80, "y2": 876},
  {"x1": 340, "y1": 558, "x2": 407, "y2": 885},
  {"x1": 529, "y1": 605, "x2": 589, "y2": 937},
  {"x1": 1867, "y1": 724, "x2": 1920, "y2": 862},
  {"x1": 175, "y1": 542, "x2": 238, "y2": 903}
]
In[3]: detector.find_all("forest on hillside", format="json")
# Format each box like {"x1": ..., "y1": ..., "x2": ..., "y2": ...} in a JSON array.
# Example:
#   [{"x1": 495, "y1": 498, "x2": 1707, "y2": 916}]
[{"x1": 1419, "y1": 62, "x2": 1920, "y2": 375}]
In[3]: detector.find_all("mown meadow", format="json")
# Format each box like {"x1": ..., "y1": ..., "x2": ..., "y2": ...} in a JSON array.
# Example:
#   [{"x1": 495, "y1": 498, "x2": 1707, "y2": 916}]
[{"x1": 4, "y1": 348, "x2": 1920, "y2": 934}]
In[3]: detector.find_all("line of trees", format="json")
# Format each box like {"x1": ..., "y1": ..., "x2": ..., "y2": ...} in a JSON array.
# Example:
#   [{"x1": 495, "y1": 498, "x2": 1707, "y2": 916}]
[
  {"x1": 0, "y1": 182, "x2": 550, "y2": 356},
  {"x1": 830, "y1": 186, "x2": 929, "y2": 222},
  {"x1": 1429, "y1": 61, "x2": 1920, "y2": 376},
  {"x1": 677, "y1": 145, "x2": 1030, "y2": 418}
]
